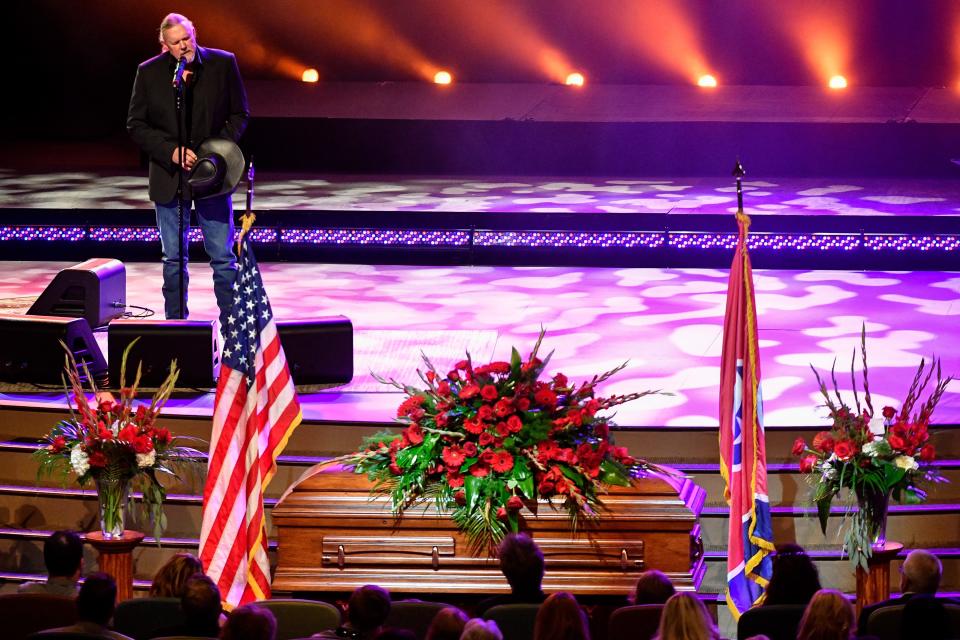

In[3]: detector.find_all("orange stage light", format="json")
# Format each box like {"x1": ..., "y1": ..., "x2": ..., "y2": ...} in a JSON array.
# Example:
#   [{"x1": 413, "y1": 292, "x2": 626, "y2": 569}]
[
  {"x1": 565, "y1": 72, "x2": 585, "y2": 87},
  {"x1": 828, "y1": 74, "x2": 848, "y2": 89},
  {"x1": 434, "y1": 70, "x2": 453, "y2": 85},
  {"x1": 301, "y1": 68, "x2": 319, "y2": 83},
  {"x1": 697, "y1": 74, "x2": 718, "y2": 88}
]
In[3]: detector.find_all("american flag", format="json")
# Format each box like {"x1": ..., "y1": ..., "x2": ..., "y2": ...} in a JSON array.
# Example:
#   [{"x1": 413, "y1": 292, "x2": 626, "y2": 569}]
[
  {"x1": 199, "y1": 235, "x2": 302, "y2": 606},
  {"x1": 719, "y1": 211, "x2": 774, "y2": 619}
]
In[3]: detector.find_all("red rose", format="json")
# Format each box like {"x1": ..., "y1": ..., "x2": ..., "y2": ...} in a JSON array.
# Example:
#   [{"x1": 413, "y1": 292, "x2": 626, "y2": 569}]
[
  {"x1": 538, "y1": 480, "x2": 555, "y2": 495},
  {"x1": 478, "y1": 405, "x2": 494, "y2": 421},
  {"x1": 495, "y1": 422, "x2": 511, "y2": 438},
  {"x1": 481, "y1": 385, "x2": 499, "y2": 401},
  {"x1": 799, "y1": 454, "x2": 818, "y2": 473},
  {"x1": 516, "y1": 398, "x2": 531, "y2": 411},
  {"x1": 459, "y1": 383, "x2": 480, "y2": 400},
  {"x1": 833, "y1": 439, "x2": 857, "y2": 460},
  {"x1": 98, "y1": 400, "x2": 114, "y2": 414},
  {"x1": 812, "y1": 432, "x2": 835, "y2": 454},
  {"x1": 479, "y1": 432, "x2": 494, "y2": 446},
  {"x1": 88, "y1": 450, "x2": 108, "y2": 468},
  {"x1": 469, "y1": 463, "x2": 489, "y2": 478},
  {"x1": 154, "y1": 428, "x2": 171, "y2": 444},
  {"x1": 919, "y1": 444, "x2": 936, "y2": 462},
  {"x1": 496, "y1": 507, "x2": 508, "y2": 521},
  {"x1": 506, "y1": 495, "x2": 523, "y2": 510},
  {"x1": 442, "y1": 446, "x2": 466, "y2": 468},
  {"x1": 448, "y1": 472, "x2": 465, "y2": 489},
  {"x1": 593, "y1": 422, "x2": 609, "y2": 439},
  {"x1": 463, "y1": 442, "x2": 478, "y2": 457},
  {"x1": 494, "y1": 399, "x2": 514, "y2": 417},
  {"x1": 481, "y1": 449, "x2": 497, "y2": 464},
  {"x1": 553, "y1": 373, "x2": 568, "y2": 388},
  {"x1": 437, "y1": 381, "x2": 451, "y2": 395},
  {"x1": 492, "y1": 451, "x2": 514, "y2": 473},
  {"x1": 882, "y1": 406, "x2": 896, "y2": 420},
  {"x1": 118, "y1": 424, "x2": 138, "y2": 443},
  {"x1": 888, "y1": 434, "x2": 907, "y2": 452},
  {"x1": 506, "y1": 415, "x2": 523, "y2": 433},
  {"x1": 791, "y1": 437, "x2": 806, "y2": 456},
  {"x1": 132, "y1": 435, "x2": 153, "y2": 454},
  {"x1": 454, "y1": 489, "x2": 466, "y2": 504},
  {"x1": 447, "y1": 371, "x2": 460, "y2": 382},
  {"x1": 436, "y1": 412, "x2": 449, "y2": 427}
]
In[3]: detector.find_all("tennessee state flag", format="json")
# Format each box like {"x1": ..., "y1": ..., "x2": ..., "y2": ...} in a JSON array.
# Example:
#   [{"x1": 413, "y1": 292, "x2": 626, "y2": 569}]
[{"x1": 719, "y1": 211, "x2": 774, "y2": 619}]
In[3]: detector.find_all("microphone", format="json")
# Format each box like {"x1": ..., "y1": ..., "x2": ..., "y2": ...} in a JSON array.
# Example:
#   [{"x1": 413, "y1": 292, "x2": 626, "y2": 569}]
[{"x1": 172, "y1": 56, "x2": 188, "y2": 88}]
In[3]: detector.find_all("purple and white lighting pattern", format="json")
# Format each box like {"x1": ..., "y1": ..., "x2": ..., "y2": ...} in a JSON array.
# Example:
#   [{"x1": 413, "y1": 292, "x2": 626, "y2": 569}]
[
  {"x1": 0, "y1": 226, "x2": 85, "y2": 241},
  {"x1": 280, "y1": 228, "x2": 470, "y2": 246},
  {"x1": 748, "y1": 234, "x2": 860, "y2": 251},
  {"x1": 89, "y1": 227, "x2": 161, "y2": 242},
  {"x1": 474, "y1": 230, "x2": 665, "y2": 248},
  {"x1": 864, "y1": 235, "x2": 960, "y2": 252},
  {"x1": 246, "y1": 228, "x2": 279, "y2": 243},
  {"x1": 668, "y1": 233, "x2": 739, "y2": 250}
]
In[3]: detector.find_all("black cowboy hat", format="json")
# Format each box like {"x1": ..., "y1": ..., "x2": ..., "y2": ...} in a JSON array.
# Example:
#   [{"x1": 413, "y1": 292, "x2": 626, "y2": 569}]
[{"x1": 188, "y1": 137, "x2": 245, "y2": 200}]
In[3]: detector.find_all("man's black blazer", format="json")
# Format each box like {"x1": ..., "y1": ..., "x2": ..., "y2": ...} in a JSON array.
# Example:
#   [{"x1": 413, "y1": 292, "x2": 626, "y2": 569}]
[{"x1": 127, "y1": 46, "x2": 249, "y2": 204}]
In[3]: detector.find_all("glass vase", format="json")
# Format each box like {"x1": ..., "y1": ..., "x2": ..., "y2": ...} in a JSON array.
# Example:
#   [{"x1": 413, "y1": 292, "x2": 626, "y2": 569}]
[
  {"x1": 94, "y1": 475, "x2": 131, "y2": 540},
  {"x1": 856, "y1": 486, "x2": 892, "y2": 549}
]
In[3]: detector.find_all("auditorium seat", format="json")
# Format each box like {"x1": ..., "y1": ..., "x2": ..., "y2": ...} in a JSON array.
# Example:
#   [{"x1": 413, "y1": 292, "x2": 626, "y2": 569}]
[
  {"x1": 0, "y1": 593, "x2": 79, "y2": 640},
  {"x1": 736, "y1": 604, "x2": 806, "y2": 640},
  {"x1": 112, "y1": 596, "x2": 184, "y2": 640},
  {"x1": 865, "y1": 601, "x2": 960, "y2": 640},
  {"x1": 607, "y1": 604, "x2": 664, "y2": 640},
  {"x1": 26, "y1": 633, "x2": 107, "y2": 640},
  {"x1": 484, "y1": 603, "x2": 541, "y2": 640},
  {"x1": 384, "y1": 600, "x2": 450, "y2": 639},
  {"x1": 256, "y1": 598, "x2": 341, "y2": 640}
]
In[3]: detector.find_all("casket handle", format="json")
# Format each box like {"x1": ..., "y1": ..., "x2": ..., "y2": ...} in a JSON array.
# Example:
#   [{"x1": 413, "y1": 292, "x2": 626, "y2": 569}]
[
  {"x1": 620, "y1": 548, "x2": 629, "y2": 571},
  {"x1": 337, "y1": 544, "x2": 345, "y2": 569},
  {"x1": 432, "y1": 546, "x2": 440, "y2": 570}
]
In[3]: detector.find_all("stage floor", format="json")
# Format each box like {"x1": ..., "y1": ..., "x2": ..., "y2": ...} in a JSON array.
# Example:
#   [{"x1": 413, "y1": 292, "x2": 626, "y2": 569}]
[
  {"x1": 1, "y1": 260, "x2": 958, "y2": 428},
  {"x1": 3, "y1": 170, "x2": 960, "y2": 216}
]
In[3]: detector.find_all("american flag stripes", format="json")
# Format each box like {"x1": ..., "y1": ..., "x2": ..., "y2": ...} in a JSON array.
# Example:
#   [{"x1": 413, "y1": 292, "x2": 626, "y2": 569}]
[
  {"x1": 199, "y1": 235, "x2": 302, "y2": 607},
  {"x1": 719, "y1": 211, "x2": 774, "y2": 619}
]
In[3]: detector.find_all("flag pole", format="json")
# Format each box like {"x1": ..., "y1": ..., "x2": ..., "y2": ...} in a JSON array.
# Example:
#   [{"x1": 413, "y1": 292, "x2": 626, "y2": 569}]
[{"x1": 237, "y1": 157, "x2": 256, "y2": 256}]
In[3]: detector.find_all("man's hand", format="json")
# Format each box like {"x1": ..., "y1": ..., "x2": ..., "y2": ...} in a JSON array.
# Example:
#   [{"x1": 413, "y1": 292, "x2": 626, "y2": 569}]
[{"x1": 172, "y1": 147, "x2": 198, "y2": 170}]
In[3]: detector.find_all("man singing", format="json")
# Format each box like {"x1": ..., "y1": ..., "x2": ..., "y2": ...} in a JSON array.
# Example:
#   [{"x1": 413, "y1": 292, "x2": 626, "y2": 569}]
[{"x1": 127, "y1": 13, "x2": 249, "y2": 330}]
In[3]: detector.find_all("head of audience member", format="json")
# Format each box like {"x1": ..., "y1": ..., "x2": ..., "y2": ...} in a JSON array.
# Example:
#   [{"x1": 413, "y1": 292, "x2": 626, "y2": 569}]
[
  {"x1": 460, "y1": 618, "x2": 503, "y2": 640},
  {"x1": 744, "y1": 636, "x2": 771, "y2": 640},
  {"x1": 900, "y1": 594, "x2": 951, "y2": 640},
  {"x1": 899, "y1": 549, "x2": 942, "y2": 595},
  {"x1": 373, "y1": 630, "x2": 417, "y2": 640},
  {"x1": 425, "y1": 606, "x2": 469, "y2": 640},
  {"x1": 346, "y1": 584, "x2": 392, "y2": 635},
  {"x1": 497, "y1": 533, "x2": 545, "y2": 595},
  {"x1": 630, "y1": 570, "x2": 676, "y2": 605},
  {"x1": 653, "y1": 592, "x2": 720, "y2": 640},
  {"x1": 763, "y1": 543, "x2": 822, "y2": 606},
  {"x1": 796, "y1": 589, "x2": 855, "y2": 640},
  {"x1": 150, "y1": 552, "x2": 204, "y2": 598},
  {"x1": 181, "y1": 573, "x2": 223, "y2": 629},
  {"x1": 534, "y1": 592, "x2": 590, "y2": 640},
  {"x1": 76, "y1": 572, "x2": 118, "y2": 626},
  {"x1": 220, "y1": 603, "x2": 277, "y2": 640},
  {"x1": 44, "y1": 530, "x2": 84, "y2": 580}
]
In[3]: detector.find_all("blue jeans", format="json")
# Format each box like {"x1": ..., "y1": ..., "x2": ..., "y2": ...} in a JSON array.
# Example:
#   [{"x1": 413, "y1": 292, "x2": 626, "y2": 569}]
[{"x1": 155, "y1": 195, "x2": 237, "y2": 330}]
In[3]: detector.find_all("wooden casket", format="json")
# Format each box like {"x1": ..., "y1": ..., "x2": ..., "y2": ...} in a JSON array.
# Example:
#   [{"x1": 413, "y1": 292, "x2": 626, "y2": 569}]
[{"x1": 272, "y1": 467, "x2": 705, "y2": 596}]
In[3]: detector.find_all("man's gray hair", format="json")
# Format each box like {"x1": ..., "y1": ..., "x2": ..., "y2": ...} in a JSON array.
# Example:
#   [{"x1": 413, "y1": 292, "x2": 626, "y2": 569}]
[
  {"x1": 902, "y1": 549, "x2": 942, "y2": 594},
  {"x1": 158, "y1": 13, "x2": 196, "y2": 47}
]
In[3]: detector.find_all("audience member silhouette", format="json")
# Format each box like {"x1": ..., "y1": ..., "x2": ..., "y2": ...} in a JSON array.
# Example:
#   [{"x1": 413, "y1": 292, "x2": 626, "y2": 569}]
[
  {"x1": 629, "y1": 569, "x2": 677, "y2": 605},
  {"x1": 652, "y1": 592, "x2": 721, "y2": 640},
  {"x1": 762, "y1": 543, "x2": 822, "y2": 607},
  {"x1": 857, "y1": 548, "x2": 947, "y2": 634},
  {"x1": 533, "y1": 591, "x2": 590, "y2": 640},
  {"x1": 18, "y1": 529, "x2": 83, "y2": 597},
  {"x1": 149, "y1": 551, "x2": 204, "y2": 598},
  {"x1": 460, "y1": 618, "x2": 503, "y2": 640},
  {"x1": 425, "y1": 606, "x2": 469, "y2": 640},
  {"x1": 44, "y1": 571, "x2": 134, "y2": 639},
  {"x1": 899, "y1": 594, "x2": 953, "y2": 640},
  {"x1": 476, "y1": 533, "x2": 546, "y2": 614},
  {"x1": 150, "y1": 573, "x2": 223, "y2": 638},
  {"x1": 312, "y1": 584, "x2": 392, "y2": 640},
  {"x1": 797, "y1": 589, "x2": 856, "y2": 640},
  {"x1": 372, "y1": 629, "x2": 417, "y2": 640},
  {"x1": 220, "y1": 603, "x2": 277, "y2": 640}
]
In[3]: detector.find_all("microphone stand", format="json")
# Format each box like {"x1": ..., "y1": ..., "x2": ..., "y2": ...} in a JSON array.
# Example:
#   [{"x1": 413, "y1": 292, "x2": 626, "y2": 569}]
[{"x1": 174, "y1": 65, "x2": 187, "y2": 320}]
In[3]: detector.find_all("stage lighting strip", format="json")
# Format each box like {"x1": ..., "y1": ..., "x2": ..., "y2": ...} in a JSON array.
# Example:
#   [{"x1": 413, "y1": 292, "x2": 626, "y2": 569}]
[
  {"x1": 864, "y1": 235, "x2": 960, "y2": 251},
  {"x1": 473, "y1": 230, "x2": 664, "y2": 248},
  {"x1": 281, "y1": 228, "x2": 470, "y2": 245},
  {"x1": 669, "y1": 233, "x2": 860, "y2": 251},
  {"x1": 0, "y1": 226, "x2": 85, "y2": 241}
]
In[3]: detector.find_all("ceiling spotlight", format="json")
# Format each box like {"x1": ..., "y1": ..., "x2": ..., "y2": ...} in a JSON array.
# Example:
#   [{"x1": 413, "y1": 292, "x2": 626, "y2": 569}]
[
  {"x1": 434, "y1": 70, "x2": 453, "y2": 85},
  {"x1": 697, "y1": 74, "x2": 718, "y2": 88},
  {"x1": 828, "y1": 75, "x2": 848, "y2": 90},
  {"x1": 565, "y1": 72, "x2": 585, "y2": 87},
  {"x1": 301, "y1": 68, "x2": 319, "y2": 83}
]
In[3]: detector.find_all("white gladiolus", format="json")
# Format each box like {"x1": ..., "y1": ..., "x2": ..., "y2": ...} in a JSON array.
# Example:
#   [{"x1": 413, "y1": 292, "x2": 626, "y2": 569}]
[
  {"x1": 868, "y1": 416, "x2": 886, "y2": 436},
  {"x1": 70, "y1": 446, "x2": 90, "y2": 476},
  {"x1": 136, "y1": 450, "x2": 157, "y2": 468},
  {"x1": 894, "y1": 455, "x2": 918, "y2": 471}
]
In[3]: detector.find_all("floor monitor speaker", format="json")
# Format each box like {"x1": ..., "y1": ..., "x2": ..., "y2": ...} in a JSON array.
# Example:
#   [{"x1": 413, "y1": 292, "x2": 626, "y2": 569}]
[
  {"x1": 28, "y1": 258, "x2": 126, "y2": 329},
  {"x1": 0, "y1": 314, "x2": 106, "y2": 384},
  {"x1": 108, "y1": 319, "x2": 220, "y2": 389},
  {"x1": 276, "y1": 316, "x2": 353, "y2": 386}
]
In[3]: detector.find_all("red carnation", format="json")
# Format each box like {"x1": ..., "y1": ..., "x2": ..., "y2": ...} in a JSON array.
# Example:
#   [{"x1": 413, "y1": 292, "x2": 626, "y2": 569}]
[
  {"x1": 833, "y1": 439, "x2": 857, "y2": 461},
  {"x1": 492, "y1": 451, "x2": 514, "y2": 473},
  {"x1": 792, "y1": 437, "x2": 806, "y2": 456},
  {"x1": 469, "y1": 463, "x2": 489, "y2": 478},
  {"x1": 506, "y1": 415, "x2": 523, "y2": 433},
  {"x1": 459, "y1": 383, "x2": 480, "y2": 400},
  {"x1": 812, "y1": 431, "x2": 835, "y2": 454},
  {"x1": 882, "y1": 406, "x2": 896, "y2": 420},
  {"x1": 88, "y1": 450, "x2": 108, "y2": 468},
  {"x1": 442, "y1": 446, "x2": 466, "y2": 468},
  {"x1": 506, "y1": 495, "x2": 523, "y2": 510},
  {"x1": 919, "y1": 444, "x2": 936, "y2": 462},
  {"x1": 481, "y1": 385, "x2": 499, "y2": 401},
  {"x1": 799, "y1": 454, "x2": 818, "y2": 473},
  {"x1": 463, "y1": 441, "x2": 478, "y2": 457}
]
